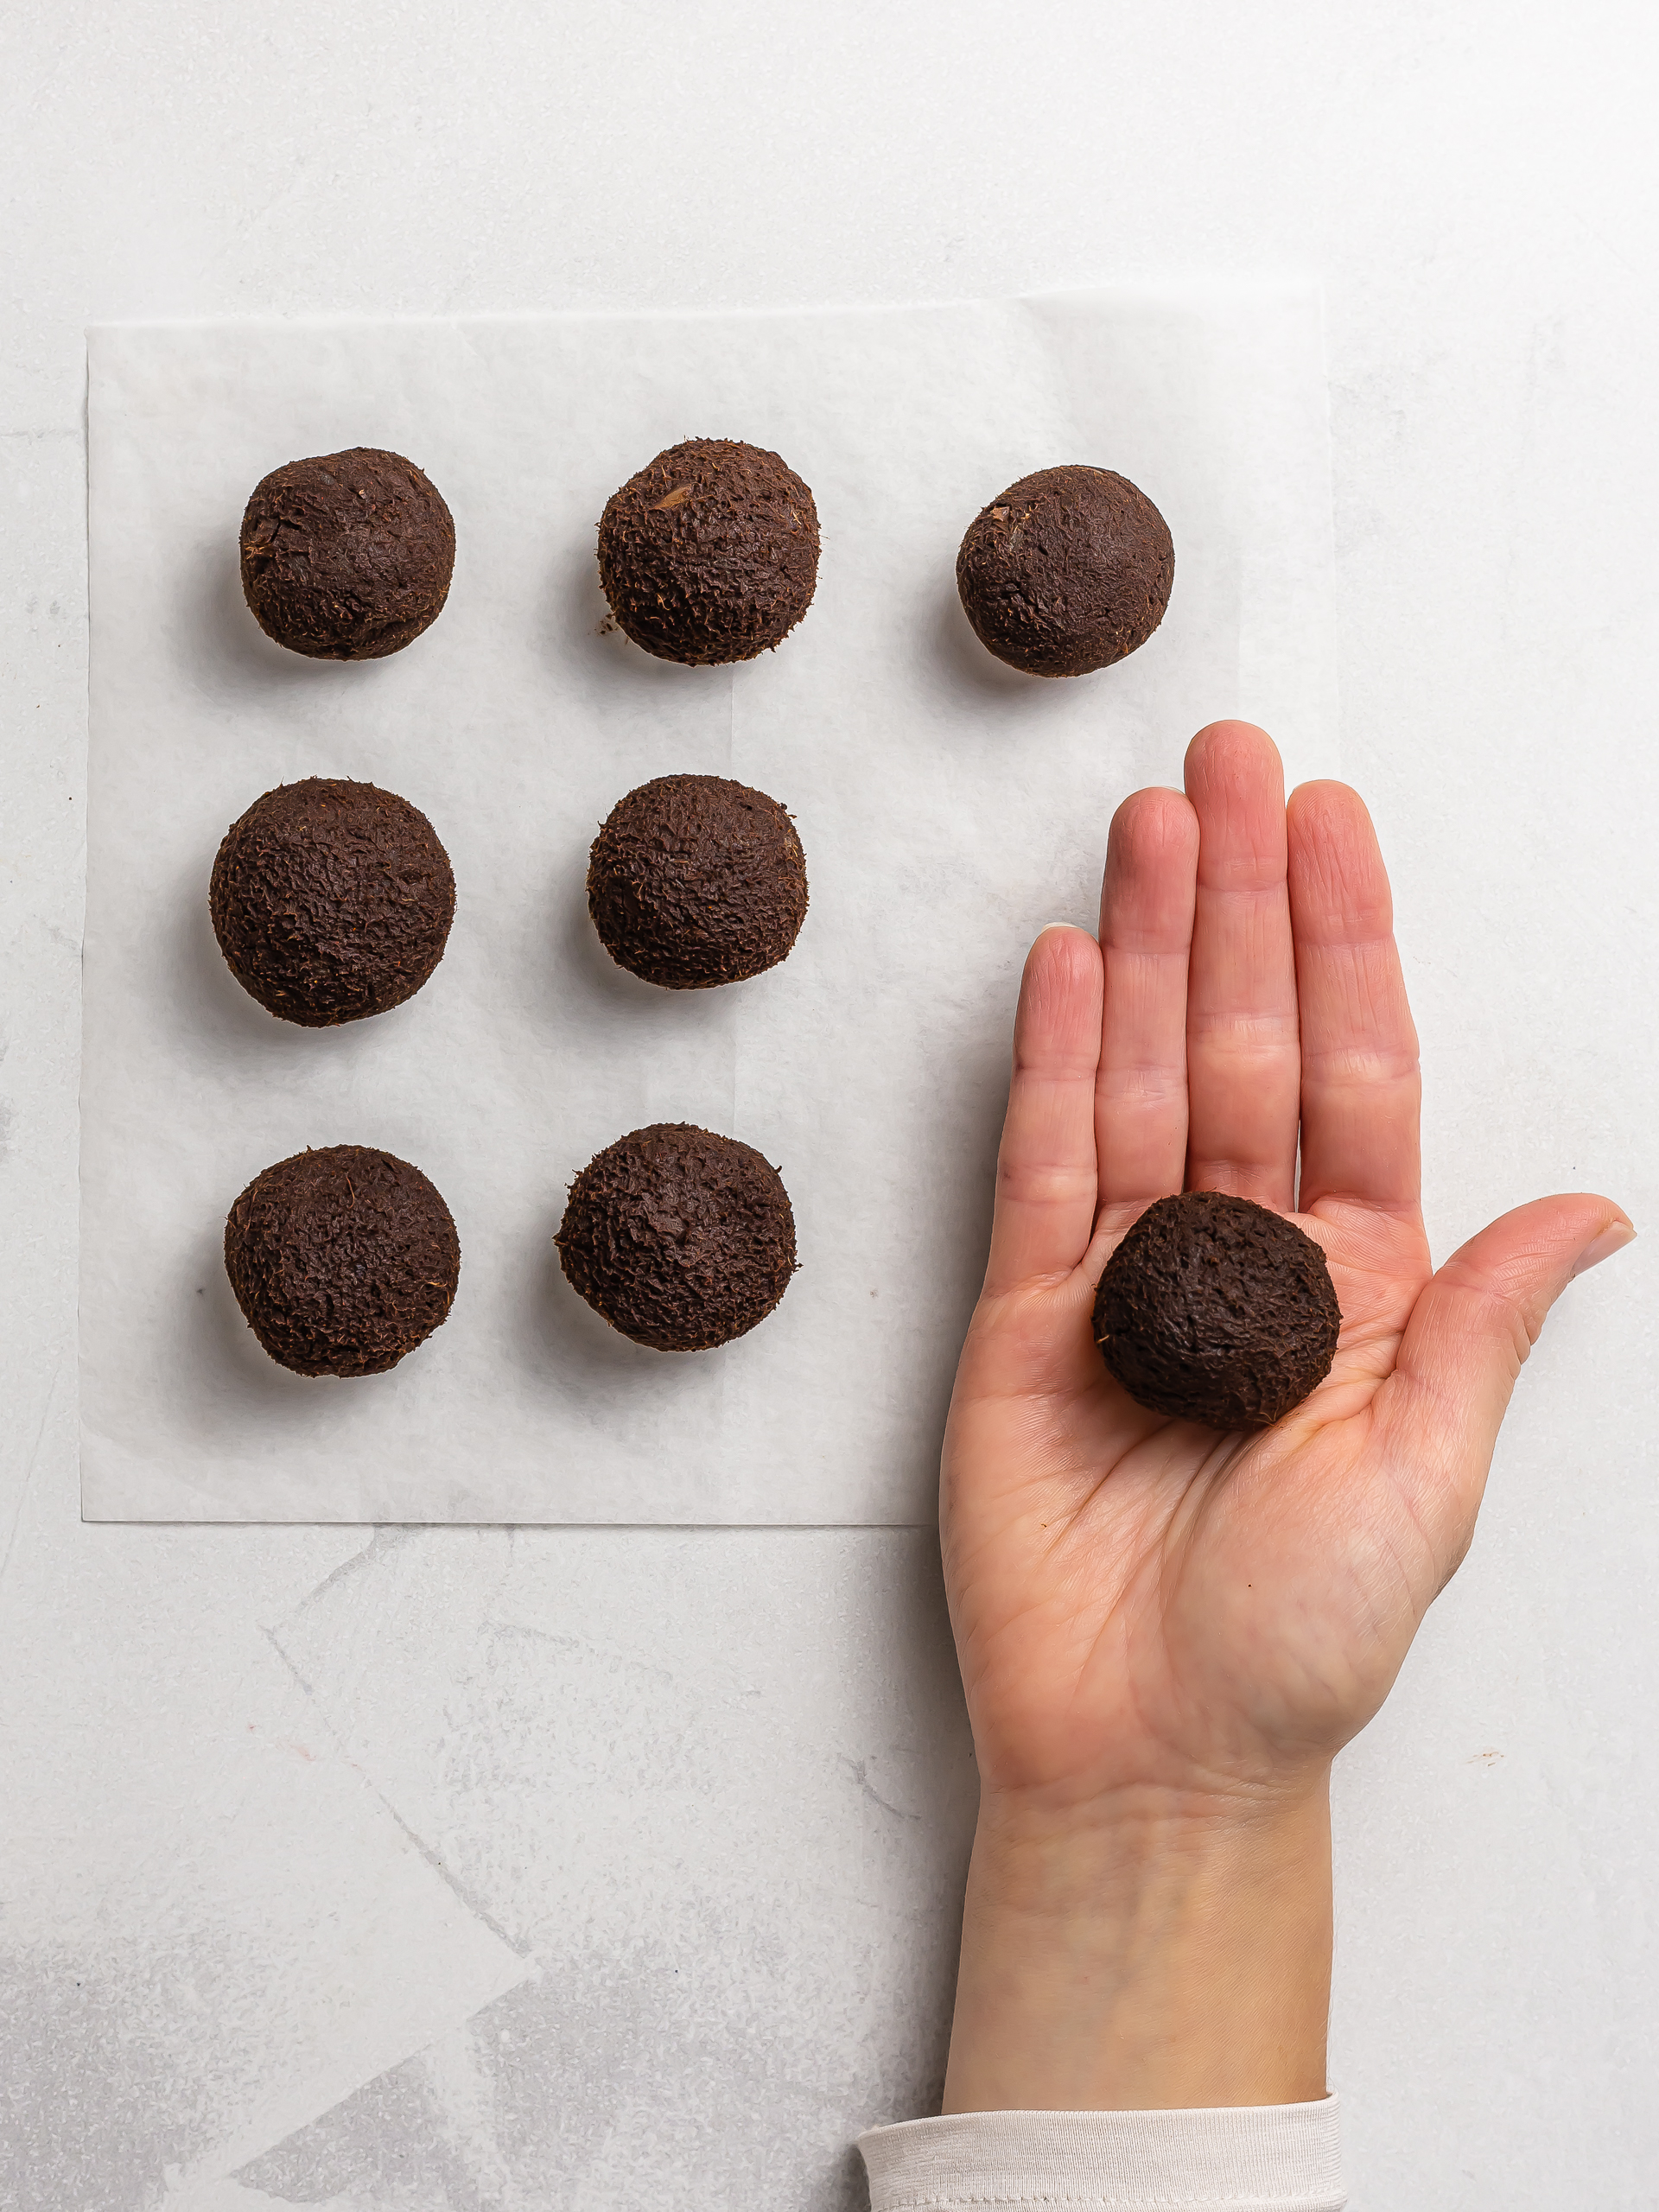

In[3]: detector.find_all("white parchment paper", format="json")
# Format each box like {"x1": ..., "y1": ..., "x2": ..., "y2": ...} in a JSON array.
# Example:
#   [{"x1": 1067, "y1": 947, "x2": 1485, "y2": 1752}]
[{"x1": 81, "y1": 292, "x2": 1337, "y2": 1523}]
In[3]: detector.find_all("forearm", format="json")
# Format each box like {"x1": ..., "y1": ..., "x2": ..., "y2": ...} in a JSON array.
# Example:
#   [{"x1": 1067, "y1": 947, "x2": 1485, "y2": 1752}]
[{"x1": 943, "y1": 1777, "x2": 1332, "y2": 2112}]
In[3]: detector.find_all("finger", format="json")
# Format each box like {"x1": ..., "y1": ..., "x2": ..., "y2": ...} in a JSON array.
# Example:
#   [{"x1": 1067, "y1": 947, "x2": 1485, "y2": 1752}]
[
  {"x1": 982, "y1": 924, "x2": 1106, "y2": 1296},
  {"x1": 1183, "y1": 722, "x2": 1301, "y2": 1208},
  {"x1": 1287, "y1": 782, "x2": 1421, "y2": 1217},
  {"x1": 1096, "y1": 785, "x2": 1198, "y2": 1217},
  {"x1": 1375, "y1": 1194, "x2": 1635, "y2": 1569}
]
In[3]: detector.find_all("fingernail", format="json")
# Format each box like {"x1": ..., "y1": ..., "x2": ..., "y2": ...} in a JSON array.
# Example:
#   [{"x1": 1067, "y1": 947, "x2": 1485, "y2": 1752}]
[
  {"x1": 1572, "y1": 1223, "x2": 1637, "y2": 1278},
  {"x1": 1037, "y1": 920, "x2": 1077, "y2": 933}
]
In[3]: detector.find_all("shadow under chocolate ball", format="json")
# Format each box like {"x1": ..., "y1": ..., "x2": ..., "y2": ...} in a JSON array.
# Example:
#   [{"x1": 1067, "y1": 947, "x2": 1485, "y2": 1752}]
[
  {"x1": 239, "y1": 447, "x2": 454, "y2": 660},
  {"x1": 588, "y1": 773, "x2": 808, "y2": 989},
  {"x1": 597, "y1": 437, "x2": 820, "y2": 665},
  {"x1": 956, "y1": 465, "x2": 1173, "y2": 677},
  {"x1": 210, "y1": 777, "x2": 455, "y2": 1027},
  {"x1": 556, "y1": 1123, "x2": 796, "y2": 1351},
  {"x1": 1092, "y1": 1191, "x2": 1340, "y2": 1430},
  {"x1": 225, "y1": 1144, "x2": 461, "y2": 1377}
]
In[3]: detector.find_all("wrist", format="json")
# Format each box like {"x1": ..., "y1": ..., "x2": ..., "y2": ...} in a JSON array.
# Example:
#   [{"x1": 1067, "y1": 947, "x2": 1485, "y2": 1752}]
[{"x1": 943, "y1": 1777, "x2": 1333, "y2": 2113}]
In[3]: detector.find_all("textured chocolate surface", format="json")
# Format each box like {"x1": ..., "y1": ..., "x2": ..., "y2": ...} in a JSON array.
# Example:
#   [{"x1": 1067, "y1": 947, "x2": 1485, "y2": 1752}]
[
  {"x1": 956, "y1": 465, "x2": 1174, "y2": 677},
  {"x1": 1092, "y1": 1192, "x2": 1340, "y2": 1429},
  {"x1": 239, "y1": 447, "x2": 454, "y2": 659},
  {"x1": 588, "y1": 773, "x2": 808, "y2": 989},
  {"x1": 210, "y1": 778, "x2": 455, "y2": 1027},
  {"x1": 224, "y1": 1145, "x2": 461, "y2": 1377},
  {"x1": 556, "y1": 1123, "x2": 796, "y2": 1351},
  {"x1": 596, "y1": 438, "x2": 819, "y2": 664}
]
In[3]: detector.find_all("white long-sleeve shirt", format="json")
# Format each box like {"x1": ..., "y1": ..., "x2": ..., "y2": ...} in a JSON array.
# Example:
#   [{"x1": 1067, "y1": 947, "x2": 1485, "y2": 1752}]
[{"x1": 858, "y1": 2099, "x2": 1345, "y2": 2210}]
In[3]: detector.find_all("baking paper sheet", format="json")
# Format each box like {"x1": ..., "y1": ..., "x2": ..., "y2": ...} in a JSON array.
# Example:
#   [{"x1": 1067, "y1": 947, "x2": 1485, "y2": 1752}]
[{"x1": 81, "y1": 291, "x2": 1337, "y2": 1523}]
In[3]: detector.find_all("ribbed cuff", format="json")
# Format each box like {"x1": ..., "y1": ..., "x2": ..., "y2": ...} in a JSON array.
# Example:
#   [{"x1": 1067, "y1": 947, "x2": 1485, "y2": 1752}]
[{"x1": 856, "y1": 2098, "x2": 1345, "y2": 2210}]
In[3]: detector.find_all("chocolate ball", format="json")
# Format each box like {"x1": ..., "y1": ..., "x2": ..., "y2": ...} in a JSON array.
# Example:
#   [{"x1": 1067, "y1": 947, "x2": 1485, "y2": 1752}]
[
  {"x1": 596, "y1": 438, "x2": 819, "y2": 664},
  {"x1": 556, "y1": 1123, "x2": 796, "y2": 1351},
  {"x1": 1092, "y1": 1192, "x2": 1340, "y2": 1429},
  {"x1": 956, "y1": 465, "x2": 1173, "y2": 677},
  {"x1": 224, "y1": 1145, "x2": 461, "y2": 1377},
  {"x1": 209, "y1": 778, "x2": 455, "y2": 1027},
  {"x1": 239, "y1": 448, "x2": 455, "y2": 660},
  {"x1": 587, "y1": 773, "x2": 808, "y2": 990}
]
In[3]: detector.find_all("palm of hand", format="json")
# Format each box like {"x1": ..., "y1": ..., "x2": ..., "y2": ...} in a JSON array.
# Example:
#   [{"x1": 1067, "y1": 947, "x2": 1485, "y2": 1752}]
[{"x1": 944, "y1": 726, "x2": 1619, "y2": 1817}]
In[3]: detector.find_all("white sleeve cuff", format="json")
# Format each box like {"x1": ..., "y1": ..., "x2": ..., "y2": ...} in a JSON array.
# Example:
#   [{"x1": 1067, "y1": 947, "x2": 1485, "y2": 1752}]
[{"x1": 856, "y1": 2097, "x2": 1345, "y2": 2211}]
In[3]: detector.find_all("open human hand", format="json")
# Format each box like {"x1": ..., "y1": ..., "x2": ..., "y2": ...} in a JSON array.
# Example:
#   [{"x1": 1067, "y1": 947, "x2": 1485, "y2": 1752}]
[{"x1": 939, "y1": 721, "x2": 1631, "y2": 2111}]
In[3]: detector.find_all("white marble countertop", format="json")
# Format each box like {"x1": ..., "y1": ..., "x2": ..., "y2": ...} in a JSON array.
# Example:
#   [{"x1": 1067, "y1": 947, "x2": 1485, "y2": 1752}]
[{"x1": 2, "y1": 4, "x2": 1655, "y2": 2206}]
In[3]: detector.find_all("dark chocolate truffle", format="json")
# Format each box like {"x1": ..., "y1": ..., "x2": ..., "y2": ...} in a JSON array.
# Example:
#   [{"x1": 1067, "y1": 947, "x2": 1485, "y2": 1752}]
[
  {"x1": 956, "y1": 466, "x2": 1173, "y2": 677},
  {"x1": 556, "y1": 1122, "x2": 796, "y2": 1351},
  {"x1": 210, "y1": 778, "x2": 455, "y2": 1027},
  {"x1": 596, "y1": 438, "x2": 819, "y2": 664},
  {"x1": 224, "y1": 1144, "x2": 461, "y2": 1377},
  {"x1": 239, "y1": 448, "x2": 454, "y2": 659},
  {"x1": 1092, "y1": 1192, "x2": 1340, "y2": 1430},
  {"x1": 587, "y1": 774, "x2": 808, "y2": 989}
]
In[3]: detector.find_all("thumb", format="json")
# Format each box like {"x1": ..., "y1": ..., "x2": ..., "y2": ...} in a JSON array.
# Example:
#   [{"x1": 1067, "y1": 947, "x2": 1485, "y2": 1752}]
[{"x1": 1377, "y1": 1193, "x2": 1635, "y2": 1559}]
